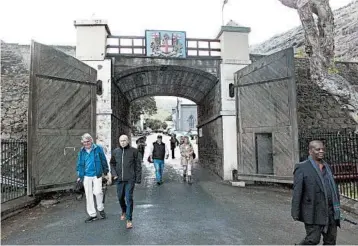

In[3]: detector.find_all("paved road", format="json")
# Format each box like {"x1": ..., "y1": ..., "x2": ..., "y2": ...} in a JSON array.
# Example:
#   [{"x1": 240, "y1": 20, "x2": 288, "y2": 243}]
[{"x1": 1, "y1": 134, "x2": 358, "y2": 245}]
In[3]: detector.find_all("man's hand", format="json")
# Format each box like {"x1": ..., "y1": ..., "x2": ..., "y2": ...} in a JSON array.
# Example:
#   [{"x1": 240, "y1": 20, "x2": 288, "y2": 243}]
[
  {"x1": 113, "y1": 176, "x2": 118, "y2": 180},
  {"x1": 106, "y1": 173, "x2": 112, "y2": 185},
  {"x1": 165, "y1": 154, "x2": 169, "y2": 159}
]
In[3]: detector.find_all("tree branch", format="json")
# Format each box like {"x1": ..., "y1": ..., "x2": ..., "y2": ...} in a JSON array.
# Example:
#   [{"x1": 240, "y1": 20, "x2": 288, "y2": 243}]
[
  {"x1": 278, "y1": 0, "x2": 358, "y2": 132},
  {"x1": 311, "y1": 0, "x2": 335, "y2": 68},
  {"x1": 278, "y1": 0, "x2": 298, "y2": 9}
]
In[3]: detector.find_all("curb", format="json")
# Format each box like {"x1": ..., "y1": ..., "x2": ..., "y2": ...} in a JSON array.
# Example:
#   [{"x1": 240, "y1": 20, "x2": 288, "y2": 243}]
[
  {"x1": 1, "y1": 196, "x2": 39, "y2": 221},
  {"x1": 229, "y1": 181, "x2": 358, "y2": 216},
  {"x1": 340, "y1": 196, "x2": 358, "y2": 215}
]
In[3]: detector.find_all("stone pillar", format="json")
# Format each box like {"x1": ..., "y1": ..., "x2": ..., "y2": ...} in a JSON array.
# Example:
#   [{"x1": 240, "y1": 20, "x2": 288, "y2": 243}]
[
  {"x1": 217, "y1": 21, "x2": 251, "y2": 180},
  {"x1": 74, "y1": 19, "x2": 112, "y2": 160}
]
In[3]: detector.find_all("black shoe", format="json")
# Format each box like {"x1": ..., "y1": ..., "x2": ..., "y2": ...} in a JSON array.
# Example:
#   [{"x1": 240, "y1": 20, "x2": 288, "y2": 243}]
[
  {"x1": 85, "y1": 216, "x2": 98, "y2": 223},
  {"x1": 99, "y1": 210, "x2": 106, "y2": 219},
  {"x1": 157, "y1": 182, "x2": 161, "y2": 185}
]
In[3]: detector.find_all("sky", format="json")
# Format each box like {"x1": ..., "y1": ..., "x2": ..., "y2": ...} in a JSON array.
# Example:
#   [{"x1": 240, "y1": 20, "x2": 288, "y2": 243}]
[{"x1": 0, "y1": 0, "x2": 353, "y2": 46}]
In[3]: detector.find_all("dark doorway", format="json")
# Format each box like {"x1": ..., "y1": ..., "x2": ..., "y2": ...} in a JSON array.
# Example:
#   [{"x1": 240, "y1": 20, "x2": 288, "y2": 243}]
[{"x1": 255, "y1": 133, "x2": 274, "y2": 175}]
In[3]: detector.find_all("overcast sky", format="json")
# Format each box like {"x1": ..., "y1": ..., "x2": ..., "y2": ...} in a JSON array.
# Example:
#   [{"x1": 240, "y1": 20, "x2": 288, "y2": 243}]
[{"x1": 0, "y1": 0, "x2": 353, "y2": 46}]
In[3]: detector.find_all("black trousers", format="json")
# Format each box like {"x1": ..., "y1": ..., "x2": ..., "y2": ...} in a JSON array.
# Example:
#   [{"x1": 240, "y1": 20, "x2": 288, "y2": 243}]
[
  {"x1": 171, "y1": 148, "x2": 175, "y2": 158},
  {"x1": 299, "y1": 213, "x2": 338, "y2": 245},
  {"x1": 139, "y1": 150, "x2": 144, "y2": 161}
]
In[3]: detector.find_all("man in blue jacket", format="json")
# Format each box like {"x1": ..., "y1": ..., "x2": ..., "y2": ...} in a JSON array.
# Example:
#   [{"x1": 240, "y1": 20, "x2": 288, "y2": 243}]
[{"x1": 77, "y1": 133, "x2": 110, "y2": 223}]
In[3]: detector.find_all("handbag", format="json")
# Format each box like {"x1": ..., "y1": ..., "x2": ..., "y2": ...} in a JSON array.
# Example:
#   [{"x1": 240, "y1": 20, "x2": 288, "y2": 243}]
[
  {"x1": 147, "y1": 156, "x2": 153, "y2": 163},
  {"x1": 74, "y1": 179, "x2": 84, "y2": 194}
]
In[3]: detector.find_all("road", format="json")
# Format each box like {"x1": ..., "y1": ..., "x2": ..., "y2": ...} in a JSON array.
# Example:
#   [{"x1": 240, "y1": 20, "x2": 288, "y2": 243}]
[{"x1": 1, "y1": 134, "x2": 358, "y2": 245}]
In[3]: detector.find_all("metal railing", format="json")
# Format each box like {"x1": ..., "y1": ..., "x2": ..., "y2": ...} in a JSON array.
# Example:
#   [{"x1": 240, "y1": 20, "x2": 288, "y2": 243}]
[
  {"x1": 299, "y1": 128, "x2": 358, "y2": 201},
  {"x1": 1, "y1": 139, "x2": 27, "y2": 203},
  {"x1": 106, "y1": 35, "x2": 221, "y2": 58}
]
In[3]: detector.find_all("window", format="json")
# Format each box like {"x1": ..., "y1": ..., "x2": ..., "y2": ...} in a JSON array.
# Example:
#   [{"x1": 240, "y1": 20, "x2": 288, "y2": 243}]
[{"x1": 187, "y1": 114, "x2": 195, "y2": 129}]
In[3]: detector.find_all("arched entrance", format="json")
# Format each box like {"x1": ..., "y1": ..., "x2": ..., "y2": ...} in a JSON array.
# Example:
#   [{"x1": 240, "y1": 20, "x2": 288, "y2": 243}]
[
  {"x1": 110, "y1": 63, "x2": 222, "y2": 176},
  {"x1": 75, "y1": 19, "x2": 251, "y2": 182}
]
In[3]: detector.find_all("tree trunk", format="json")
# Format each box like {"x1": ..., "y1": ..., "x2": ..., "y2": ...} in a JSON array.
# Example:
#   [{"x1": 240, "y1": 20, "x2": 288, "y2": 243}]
[{"x1": 278, "y1": 0, "x2": 358, "y2": 132}]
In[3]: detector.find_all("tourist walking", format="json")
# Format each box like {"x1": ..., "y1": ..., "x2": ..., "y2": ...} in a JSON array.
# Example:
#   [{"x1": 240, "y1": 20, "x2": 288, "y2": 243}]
[
  {"x1": 170, "y1": 134, "x2": 179, "y2": 159},
  {"x1": 110, "y1": 135, "x2": 142, "y2": 229},
  {"x1": 136, "y1": 135, "x2": 147, "y2": 161},
  {"x1": 76, "y1": 133, "x2": 110, "y2": 223},
  {"x1": 149, "y1": 135, "x2": 169, "y2": 185},
  {"x1": 180, "y1": 136, "x2": 194, "y2": 184},
  {"x1": 292, "y1": 140, "x2": 340, "y2": 245}
]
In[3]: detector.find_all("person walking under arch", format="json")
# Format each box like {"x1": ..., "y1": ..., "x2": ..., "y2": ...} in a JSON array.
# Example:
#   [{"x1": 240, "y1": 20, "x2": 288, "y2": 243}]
[
  {"x1": 110, "y1": 135, "x2": 142, "y2": 229},
  {"x1": 180, "y1": 136, "x2": 194, "y2": 184},
  {"x1": 179, "y1": 135, "x2": 184, "y2": 146},
  {"x1": 149, "y1": 135, "x2": 169, "y2": 185},
  {"x1": 136, "y1": 135, "x2": 147, "y2": 161},
  {"x1": 170, "y1": 134, "x2": 179, "y2": 159}
]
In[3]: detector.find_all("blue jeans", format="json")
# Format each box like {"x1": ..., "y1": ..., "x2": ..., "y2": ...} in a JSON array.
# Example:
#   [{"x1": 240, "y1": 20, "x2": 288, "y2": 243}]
[
  {"x1": 153, "y1": 159, "x2": 164, "y2": 182},
  {"x1": 116, "y1": 181, "x2": 135, "y2": 221}
]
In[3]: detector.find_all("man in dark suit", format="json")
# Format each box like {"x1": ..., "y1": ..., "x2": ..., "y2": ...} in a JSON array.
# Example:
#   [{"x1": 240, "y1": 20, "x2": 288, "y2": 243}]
[{"x1": 292, "y1": 140, "x2": 341, "y2": 245}]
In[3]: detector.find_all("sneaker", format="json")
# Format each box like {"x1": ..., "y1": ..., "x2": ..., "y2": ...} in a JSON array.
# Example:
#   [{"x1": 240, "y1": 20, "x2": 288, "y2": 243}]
[
  {"x1": 99, "y1": 210, "x2": 106, "y2": 219},
  {"x1": 126, "y1": 220, "x2": 133, "y2": 229},
  {"x1": 85, "y1": 216, "x2": 98, "y2": 223},
  {"x1": 120, "y1": 213, "x2": 126, "y2": 221}
]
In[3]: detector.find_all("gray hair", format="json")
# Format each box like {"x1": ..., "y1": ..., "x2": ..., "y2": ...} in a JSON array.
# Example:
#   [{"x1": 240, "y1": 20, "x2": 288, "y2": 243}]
[{"x1": 81, "y1": 133, "x2": 93, "y2": 143}]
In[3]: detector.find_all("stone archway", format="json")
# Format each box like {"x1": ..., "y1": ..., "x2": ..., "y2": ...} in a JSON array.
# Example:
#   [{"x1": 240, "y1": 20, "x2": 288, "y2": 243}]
[
  {"x1": 74, "y1": 19, "x2": 252, "y2": 180},
  {"x1": 110, "y1": 63, "x2": 224, "y2": 177},
  {"x1": 114, "y1": 65, "x2": 218, "y2": 103}
]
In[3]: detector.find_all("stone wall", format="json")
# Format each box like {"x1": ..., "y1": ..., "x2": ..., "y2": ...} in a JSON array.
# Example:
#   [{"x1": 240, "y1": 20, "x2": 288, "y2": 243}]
[
  {"x1": 197, "y1": 117, "x2": 223, "y2": 177},
  {"x1": 1, "y1": 42, "x2": 30, "y2": 139},
  {"x1": 197, "y1": 82, "x2": 221, "y2": 124},
  {"x1": 0, "y1": 42, "x2": 75, "y2": 139},
  {"x1": 113, "y1": 56, "x2": 221, "y2": 78},
  {"x1": 295, "y1": 58, "x2": 358, "y2": 131},
  {"x1": 197, "y1": 81, "x2": 223, "y2": 176},
  {"x1": 111, "y1": 82, "x2": 131, "y2": 149}
]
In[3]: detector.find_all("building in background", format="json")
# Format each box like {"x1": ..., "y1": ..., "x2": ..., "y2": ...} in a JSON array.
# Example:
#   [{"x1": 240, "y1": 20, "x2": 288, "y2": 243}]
[
  {"x1": 180, "y1": 104, "x2": 197, "y2": 131},
  {"x1": 172, "y1": 98, "x2": 197, "y2": 132}
]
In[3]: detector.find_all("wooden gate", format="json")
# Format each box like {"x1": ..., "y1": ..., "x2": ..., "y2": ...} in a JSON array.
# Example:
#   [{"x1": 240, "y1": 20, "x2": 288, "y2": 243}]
[
  {"x1": 28, "y1": 41, "x2": 97, "y2": 195},
  {"x1": 235, "y1": 48, "x2": 298, "y2": 182}
]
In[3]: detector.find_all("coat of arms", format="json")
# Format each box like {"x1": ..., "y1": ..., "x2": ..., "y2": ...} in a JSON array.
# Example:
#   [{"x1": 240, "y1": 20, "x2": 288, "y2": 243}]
[{"x1": 147, "y1": 31, "x2": 186, "y2": 58}]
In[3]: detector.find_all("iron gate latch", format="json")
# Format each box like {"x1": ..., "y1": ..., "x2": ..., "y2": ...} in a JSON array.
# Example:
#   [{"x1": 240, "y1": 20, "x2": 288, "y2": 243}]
[{"x1": 64, "y1": 147, "x2": 76, "y2": 155}]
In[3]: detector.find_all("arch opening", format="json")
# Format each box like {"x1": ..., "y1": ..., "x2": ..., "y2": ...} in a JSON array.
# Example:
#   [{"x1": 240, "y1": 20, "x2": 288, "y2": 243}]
[{"x1": 110, "y1": 61, "x2": 224, "y2": 179}]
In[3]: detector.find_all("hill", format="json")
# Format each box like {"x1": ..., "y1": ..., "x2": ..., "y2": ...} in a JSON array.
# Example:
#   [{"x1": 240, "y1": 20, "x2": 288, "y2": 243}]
[{"x1": 250, "y1": 1, "x2": 358, "y2": 62}]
